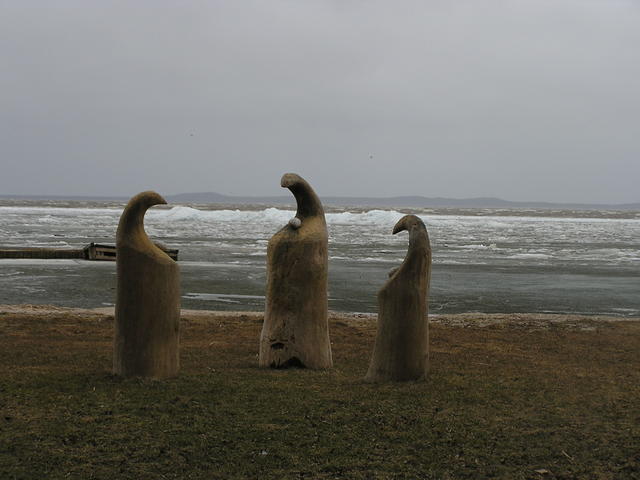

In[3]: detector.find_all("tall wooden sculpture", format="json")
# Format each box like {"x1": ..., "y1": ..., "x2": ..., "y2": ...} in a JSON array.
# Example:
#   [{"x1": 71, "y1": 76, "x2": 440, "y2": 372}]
[
  {"x1": 113, "y1": 191, "x2": 180, "y2": 378},
  {"x1": 259, "y1": 173, "x2": 332, "y2": 369},
  {"x1": 365, "y1": 215, "x2": 431, "y2": 382}
]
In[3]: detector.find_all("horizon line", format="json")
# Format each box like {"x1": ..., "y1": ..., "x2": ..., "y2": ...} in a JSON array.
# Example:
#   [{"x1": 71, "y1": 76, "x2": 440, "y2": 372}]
[{"x1": 0, "y1": 192, "x2": 639, "y2": 208}]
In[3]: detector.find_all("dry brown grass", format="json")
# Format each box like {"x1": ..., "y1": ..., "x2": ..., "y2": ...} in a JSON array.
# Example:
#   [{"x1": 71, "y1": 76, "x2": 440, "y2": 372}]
[{"x1": 1, "y1": 308, "x2": 639, "y2": 479}]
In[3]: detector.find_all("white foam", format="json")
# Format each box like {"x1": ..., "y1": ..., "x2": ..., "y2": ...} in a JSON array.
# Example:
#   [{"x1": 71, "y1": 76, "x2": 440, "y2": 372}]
[
  {"x1": 0, "y1": 271, "x2": 23, "y2": 277},
  {"x1": 507, "y1": 253, "x2": 552, "y2": 260},
  {"x1": 149, "y1": 206, "x2": 294, "y2": 223},
  {"x1": 2, "y1": 205, "x2": 640, "y2": 271},
  {"x1": 325, "y1": 209, "x2": 405, "y2": 226},
  {"x1": 456, "y1": 244, "x2": 496, "y2": 250},
  {"x1": 147, "y1": 206, "x2": 408, "y2": 227}
]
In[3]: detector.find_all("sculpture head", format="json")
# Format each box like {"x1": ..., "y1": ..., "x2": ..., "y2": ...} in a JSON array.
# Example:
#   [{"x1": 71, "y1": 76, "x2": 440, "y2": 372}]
[
  {"x1": 280, "y1": 173, "x2": 325, "y2": 222},
  {"x1": 134, "y1": 191, "x2": 167, "y2": 209},
  {"x1": 280, "y1": 173, "x2": 303, "y2": 189},
  {"x1": 392, "y1": 214, "x2": 426, "y2": 236},
  {"x1": 117, "y1": 191, "x2": 169, "y2": 256},
  {"x1": 386, "y1": 214, "x2": 430, "y2": 280}
]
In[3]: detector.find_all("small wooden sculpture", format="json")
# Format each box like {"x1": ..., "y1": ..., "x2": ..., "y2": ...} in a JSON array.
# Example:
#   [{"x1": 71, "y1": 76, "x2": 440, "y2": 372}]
[{"x1": 365, "y1": 215, "x2": 431, "y2": 382}]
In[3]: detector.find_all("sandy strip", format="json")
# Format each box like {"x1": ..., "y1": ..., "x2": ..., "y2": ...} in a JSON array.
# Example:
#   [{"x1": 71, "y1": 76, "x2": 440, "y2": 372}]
[{"x1": 1, "y1": 304, "x2": 638, "y2": 331}]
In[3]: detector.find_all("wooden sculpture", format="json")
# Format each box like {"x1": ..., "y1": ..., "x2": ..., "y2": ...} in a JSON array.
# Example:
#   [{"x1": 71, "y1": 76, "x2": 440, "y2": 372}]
[
  {"x1": 365, "y1": 215, "x2": 431, "y2": 382},
  {"x1": 113, "y1": 191, "x2": 180, "y2": 378},
  {"x1": 259, "y1": 173, "x2": 332, "y2": 369}
]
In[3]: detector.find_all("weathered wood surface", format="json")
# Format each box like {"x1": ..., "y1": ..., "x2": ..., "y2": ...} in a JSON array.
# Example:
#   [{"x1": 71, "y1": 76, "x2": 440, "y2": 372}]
[
  {"x1": 259, "y1": 173, "x2": 333, "y2": 369},
  {"x1": 113, "y1": 191, "x2": 181, "y2": 379}
]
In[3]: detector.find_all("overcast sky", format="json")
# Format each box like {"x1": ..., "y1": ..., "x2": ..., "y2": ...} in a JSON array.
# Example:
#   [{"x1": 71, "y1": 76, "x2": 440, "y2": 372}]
[{"x1": 1, "y1": 1, "x2": 639, "y2": 203}]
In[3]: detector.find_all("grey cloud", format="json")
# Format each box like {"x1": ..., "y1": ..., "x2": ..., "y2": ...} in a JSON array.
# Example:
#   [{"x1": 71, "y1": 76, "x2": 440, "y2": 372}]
[{"x1": 1, "y1": 0, "x2": 639, "y2": 203}]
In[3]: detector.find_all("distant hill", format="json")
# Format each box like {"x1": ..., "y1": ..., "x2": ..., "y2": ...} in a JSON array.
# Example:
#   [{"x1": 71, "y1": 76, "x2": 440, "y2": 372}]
[
  {"x1": 0, "y1": 194, "x2": 127, "y2": 202},
  {"x1": 1, "y1": 192, "x2": 639, "y2": 210},
  {"x1": 167, "y1": 192, "x2": 640, "y2": 211}
]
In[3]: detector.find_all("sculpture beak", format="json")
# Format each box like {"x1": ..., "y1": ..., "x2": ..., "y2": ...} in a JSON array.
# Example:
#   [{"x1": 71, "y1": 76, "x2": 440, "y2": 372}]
[
  {"x1": 392, "y1": 217, "x2": 408, "y2": 235},
  {"x1": 132, "y1": 191, "x2": 167, "y2": 208},
  {"x1": 149, "y1": 192, "x2": 168, "y2": 207},
  {"x1": 280, "y1": 173, "x2": 299, "y2": 188}
]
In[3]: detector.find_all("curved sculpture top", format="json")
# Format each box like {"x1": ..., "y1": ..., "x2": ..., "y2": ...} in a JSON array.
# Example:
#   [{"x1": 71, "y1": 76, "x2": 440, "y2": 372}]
[
  {"x1": 114, "y1": 191, "x2": 180, "y2": 379},
  {"x1": 116, "y1": 191, "x2": 172, "y2": 263},
  {"x1": 389, "y1": 214, "x2": 430, "y2": 284},
  {"x1": 365, "y1": 214, "x2": 431, "y2": 382},
  {"x1": 280, "y1": 173, "x2": 325, "y2": 220},
  {"x1": 259, "y1": 173, "x2": 332, "y2": 369}
]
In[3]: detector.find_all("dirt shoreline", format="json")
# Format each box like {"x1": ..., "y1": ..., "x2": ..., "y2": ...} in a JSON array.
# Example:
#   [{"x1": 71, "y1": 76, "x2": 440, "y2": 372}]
[{"x1": 1, "y1": 303, "x2": 638, "y2": 331}]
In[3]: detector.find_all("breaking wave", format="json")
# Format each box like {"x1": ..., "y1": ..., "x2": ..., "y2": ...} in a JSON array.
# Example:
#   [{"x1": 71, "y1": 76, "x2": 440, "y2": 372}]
[
  {"x1": 150, "y1": 206, "x2": 407, "y2": 226},
  {"x1": 150, "y1": 206, "x2": 294, "y2": 223}
]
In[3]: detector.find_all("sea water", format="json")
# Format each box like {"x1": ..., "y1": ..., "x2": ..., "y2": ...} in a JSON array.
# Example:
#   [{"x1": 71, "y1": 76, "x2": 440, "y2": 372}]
[{"x1": 0, "y1": 200, "x2": 638, "y2": 316}]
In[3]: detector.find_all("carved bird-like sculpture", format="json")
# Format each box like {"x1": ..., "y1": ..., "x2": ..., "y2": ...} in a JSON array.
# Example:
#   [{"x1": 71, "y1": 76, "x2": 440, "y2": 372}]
[
  {"x1": 113, "y1": 191, "x2": 180, "y2": 378},
  {"x1": 365, "y1": 214, "x2": 431, "y2": 382},
  {"x1": 259, "y1": 173, "x2": 332, "y2": 369}
]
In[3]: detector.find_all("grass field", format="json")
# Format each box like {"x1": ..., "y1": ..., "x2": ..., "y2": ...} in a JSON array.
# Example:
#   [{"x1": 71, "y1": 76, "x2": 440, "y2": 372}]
[{"x1": 1, "y1": 308, "x2": 639, "y2": 479}]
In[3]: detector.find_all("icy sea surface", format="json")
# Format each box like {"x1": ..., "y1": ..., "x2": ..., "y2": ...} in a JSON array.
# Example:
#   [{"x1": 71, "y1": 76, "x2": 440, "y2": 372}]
[{"x1": 0, "y1": 200, "x2": 639, "y2": 316}]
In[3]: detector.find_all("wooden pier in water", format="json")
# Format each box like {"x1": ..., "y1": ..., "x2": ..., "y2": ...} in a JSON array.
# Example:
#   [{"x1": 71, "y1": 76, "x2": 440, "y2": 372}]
[{"x1": 0, "y1": 243, "x2": 178, "y2": 261}]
